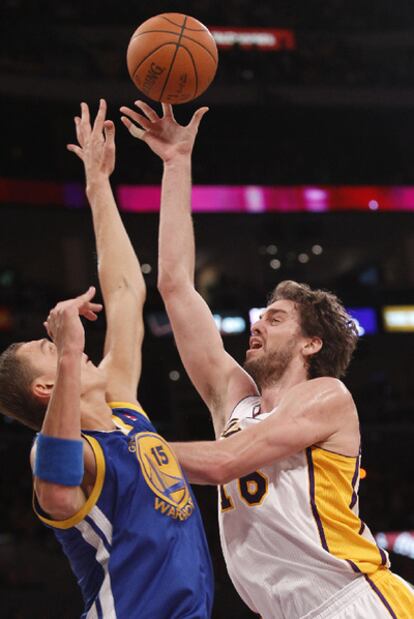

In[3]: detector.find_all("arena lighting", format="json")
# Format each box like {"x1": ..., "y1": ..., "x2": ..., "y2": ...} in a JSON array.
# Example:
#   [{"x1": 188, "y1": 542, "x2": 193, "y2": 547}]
[
  {"x1": 376, "y1": 531, "x2": 414, "y2": 561},
  {"x1": 147, "y1": 311, "x2": 246, "y2": 337},
  {"x1": 382, "y1": 306, "x2": 414, "y2": 332},
  {"x1": 4, "y1": 180, "x2": 414, "y2": 212},
  {"x1": 249, "y1": 308, "x2": 266, "y2": 327},
  {"x1": 209, "y1": 27, "x2": 296, "y2": 51},
  {"x1": 213, "y1": 314, "x2": 246, "y2": 335},
  {"x1": 346, "y1": 308, "x2": 378, "y2": 336}
]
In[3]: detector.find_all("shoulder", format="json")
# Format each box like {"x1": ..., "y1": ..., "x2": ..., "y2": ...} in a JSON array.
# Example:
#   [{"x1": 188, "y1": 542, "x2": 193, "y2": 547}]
[
  {"x1": 299, "y1": 377, "x2": 354, "y2": 404},
  {"x1": 279, "y1": 377, "x2": 357, "y2": 425}
]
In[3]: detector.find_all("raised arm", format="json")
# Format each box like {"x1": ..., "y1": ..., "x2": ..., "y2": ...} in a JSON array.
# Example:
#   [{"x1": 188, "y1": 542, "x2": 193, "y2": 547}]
[
  {"x1": 171, "y1": 378, "x2": 359, "y2": 484},
  {"x1": 120, "y1": 101, "x2": 257, "y2": 435},
  {"x1": 68, "y1": 100, "x2": 145, "y2": 404},
  {"x1": 31, "y1": 288, "x2": 102, "y2": 519}
]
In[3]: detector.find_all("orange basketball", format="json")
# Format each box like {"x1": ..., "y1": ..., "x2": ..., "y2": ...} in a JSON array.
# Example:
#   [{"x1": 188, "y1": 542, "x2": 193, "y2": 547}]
[{"x1": 126, "y1": 13, "x2": 218, "y2": 104}]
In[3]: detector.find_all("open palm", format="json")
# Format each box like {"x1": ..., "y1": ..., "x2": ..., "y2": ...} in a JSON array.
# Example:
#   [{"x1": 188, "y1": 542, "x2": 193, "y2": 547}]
[
  {"x1": 120, "y1": 100, "x2": 208, "y2": 163},
  {"x1": 67, "y1": 99, "x2": 116, "y2": 179}
]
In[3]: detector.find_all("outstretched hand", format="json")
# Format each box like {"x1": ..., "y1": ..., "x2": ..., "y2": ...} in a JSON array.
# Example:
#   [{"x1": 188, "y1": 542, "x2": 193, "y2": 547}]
[
  {"x1": 67, "y1": 99, "x2": 116, "y2": 181},
  {"x1": 44, "y1": 287, "x2": 103, "y2": 353},
  {"x1": 119, "y1": 100, "x2": 208, "y2": 163}
]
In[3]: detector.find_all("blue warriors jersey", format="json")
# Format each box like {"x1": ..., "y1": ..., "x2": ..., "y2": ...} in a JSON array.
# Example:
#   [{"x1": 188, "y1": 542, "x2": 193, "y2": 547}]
[{"x1": 34, "y1": 403, "x2": 214, "y2": 619}]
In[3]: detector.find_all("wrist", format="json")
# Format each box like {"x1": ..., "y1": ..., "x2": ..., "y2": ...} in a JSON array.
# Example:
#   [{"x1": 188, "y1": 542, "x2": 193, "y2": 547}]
[
  {"x1": 163, "y1": 154, "x2": 192, "y2": 170},
  {"x1": 86, "y1": 175, "x2": 111, "y2": 196},
  {"x1": 57, "y1": 347, "x2": 84, "y2": 364}
]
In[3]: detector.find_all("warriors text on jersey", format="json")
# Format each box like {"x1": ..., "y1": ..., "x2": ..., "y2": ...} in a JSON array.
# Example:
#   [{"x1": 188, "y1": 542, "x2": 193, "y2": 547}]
[
  {"x1": 34, "y1": 403, "x2": 214, "y2": 619},
  {"x1": 218, "y1": 396, "x2": 414, "y2": 619}
]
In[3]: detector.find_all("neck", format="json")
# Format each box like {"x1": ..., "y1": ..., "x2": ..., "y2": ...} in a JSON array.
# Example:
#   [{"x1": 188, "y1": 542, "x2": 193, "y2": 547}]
[
  {"x1": 80, "y1": 388, "x2": 116, "y2": 431},
  {"x1": 260, "y1": 365, "x2": 309, "y2": 413}
]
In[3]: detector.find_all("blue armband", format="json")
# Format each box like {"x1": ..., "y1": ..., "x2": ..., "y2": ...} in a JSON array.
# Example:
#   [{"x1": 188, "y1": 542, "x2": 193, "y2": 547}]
[{"x1": 34, "y1": 433, "x2": 84, "y2": 487}]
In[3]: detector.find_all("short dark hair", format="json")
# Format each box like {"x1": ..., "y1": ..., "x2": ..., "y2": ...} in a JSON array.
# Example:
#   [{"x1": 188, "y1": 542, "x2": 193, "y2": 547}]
[
  {"x1": 0, "y1": 342, "x2": 47, "y2": 431},
  {"x1": 269, "y1": 280, "x2": 358, "y2": 379}
]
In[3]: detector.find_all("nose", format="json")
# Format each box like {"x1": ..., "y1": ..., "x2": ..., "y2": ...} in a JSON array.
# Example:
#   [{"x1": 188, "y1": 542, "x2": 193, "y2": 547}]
[{"x1": 251, "y1": 320, "x2": 263, "y2": 336}]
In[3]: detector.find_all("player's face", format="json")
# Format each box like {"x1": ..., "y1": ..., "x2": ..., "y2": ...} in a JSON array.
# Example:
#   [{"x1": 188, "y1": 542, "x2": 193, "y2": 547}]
[
  {"x1": 18, "y1": 338, "x2": 104, "y2": 395},
  {"x1": 244, "y1": 299, "x2": 306, "y2": 387}
]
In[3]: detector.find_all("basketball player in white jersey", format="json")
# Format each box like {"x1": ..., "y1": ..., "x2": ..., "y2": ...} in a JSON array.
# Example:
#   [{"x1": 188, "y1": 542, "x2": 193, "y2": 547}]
[{"x1": 121, "y1": 101, "x2": 414, "y2": 619}]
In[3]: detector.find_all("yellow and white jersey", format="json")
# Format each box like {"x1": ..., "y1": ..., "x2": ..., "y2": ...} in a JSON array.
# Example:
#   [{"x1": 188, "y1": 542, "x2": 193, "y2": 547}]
[{"x1": 218, "y1": 396, "x2": 414, "y2": 619}]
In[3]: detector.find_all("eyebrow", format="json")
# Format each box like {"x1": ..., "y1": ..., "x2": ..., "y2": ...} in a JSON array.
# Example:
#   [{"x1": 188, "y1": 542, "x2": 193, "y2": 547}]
[{"x1": 260, "y1": 308, "x2": 288, "y2": 320}]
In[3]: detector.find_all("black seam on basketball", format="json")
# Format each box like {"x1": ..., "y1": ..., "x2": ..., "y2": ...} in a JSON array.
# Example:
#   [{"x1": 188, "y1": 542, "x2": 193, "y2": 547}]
[
  {"x1": 161, "y1": 15, "x2": 206, "y2": 31},
  {"x1": 159, "y1": 15, "x2": 187, "y2": 102},
  {"x1": 130, "y1": 31, "x2": 218, "y2": 64},
  {"x1": 131, "y1": 29, "x2": 208, "y2": 40},
  {"x1": 181, "y1": 46, "x2": 198, "y2": 100},
  {"x1": 131, "y1": 42, "x2": 178, "y2": 86}
]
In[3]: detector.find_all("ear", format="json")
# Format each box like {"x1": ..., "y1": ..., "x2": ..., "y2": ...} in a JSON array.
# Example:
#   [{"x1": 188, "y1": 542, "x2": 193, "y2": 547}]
[
  {"x1": 302, "y1": 336, "x2": 323, "y2": 358},
  {"x1": 31, "y1": 377, "x2": 54, "y2": 404}
]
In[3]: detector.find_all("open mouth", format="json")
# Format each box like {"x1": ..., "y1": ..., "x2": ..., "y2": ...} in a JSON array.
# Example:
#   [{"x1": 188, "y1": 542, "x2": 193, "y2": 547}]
[{"x1": 249, "y1": 338, "x2": 263, "y2": 351}]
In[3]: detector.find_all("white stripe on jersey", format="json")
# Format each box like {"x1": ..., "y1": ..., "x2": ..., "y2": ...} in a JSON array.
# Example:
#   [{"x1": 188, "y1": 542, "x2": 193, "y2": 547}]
[
  {"x1": 76, "y1": 516, "x2": 117, "y2": 618},
  {"x1": 86, "y1": 602, "x2": 98, "y2": 619},
  {"x1": 89, "y1": 505, "x2": 113, "y2": 546}
]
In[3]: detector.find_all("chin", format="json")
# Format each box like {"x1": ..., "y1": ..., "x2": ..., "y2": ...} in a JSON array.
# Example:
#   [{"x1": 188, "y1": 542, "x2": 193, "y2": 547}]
[{"x1": 246, "y1": 348, "x2": 263, "y2": 359}]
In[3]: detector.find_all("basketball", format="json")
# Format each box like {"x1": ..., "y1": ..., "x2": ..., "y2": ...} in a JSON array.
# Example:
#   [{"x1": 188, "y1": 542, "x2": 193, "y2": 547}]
[{"x1": 126, "y1": 13, "x2": 218, "y2": 104}]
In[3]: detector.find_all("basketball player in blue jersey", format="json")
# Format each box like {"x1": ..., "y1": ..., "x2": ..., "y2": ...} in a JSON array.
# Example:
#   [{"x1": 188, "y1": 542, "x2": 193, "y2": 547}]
[
  {"x1": 121, "y1": 100, "x2": 414, "y2": 619},
  {"x1": 0, "y1": 99, "x2": 213, "y2": 619}
]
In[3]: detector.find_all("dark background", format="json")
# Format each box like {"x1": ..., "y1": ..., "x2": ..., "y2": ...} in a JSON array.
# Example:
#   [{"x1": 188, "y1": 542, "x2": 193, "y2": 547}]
[{"x1": 1, "y1": 1, "x2": 414, "y2": 617}]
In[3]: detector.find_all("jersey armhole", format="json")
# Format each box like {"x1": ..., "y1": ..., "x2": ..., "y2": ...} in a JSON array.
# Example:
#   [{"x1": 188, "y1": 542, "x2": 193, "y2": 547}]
[{"x1": 33, "y1": 435, "x2": 106, "y2": 530}]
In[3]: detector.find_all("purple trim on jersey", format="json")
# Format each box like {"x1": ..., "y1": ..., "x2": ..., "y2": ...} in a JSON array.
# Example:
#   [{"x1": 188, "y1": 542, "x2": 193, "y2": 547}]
[
  {"x1": 359, "y1": 522, "x2": 365, "y2": 535},
  {"x1": 379, "y1": 546, "x2": 388, "y2": 566},
  {"x1": 95, "y1": 597, "x2": 103, "y2": 619},
  {"x1": 84, "y1": 515, "x2": 112, "y2": 554},
  {"x1": 347, "y1": 559, "x2": 361, "y2": 573},
  {"x1": 349, "y1": 454, "x2": 360, "y2": 509},
  {"x1": 230, "y1": 394, "x2": 259, "y2": 420},
  {"x1": 306, "y1": 447, "x2": 329, "y2": 551},
  {"x1": 365, "y1": 575, "x2": 397, "y2": 618}
]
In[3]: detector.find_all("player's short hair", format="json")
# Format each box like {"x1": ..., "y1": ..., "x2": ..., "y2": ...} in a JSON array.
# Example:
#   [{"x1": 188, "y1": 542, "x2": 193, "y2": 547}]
[
  {"x1": 269, "y1": 280, "x2": 358, "y2": 379},
  {"x1": 0, "y1": 342, "x2": 47, "y2": 431}
]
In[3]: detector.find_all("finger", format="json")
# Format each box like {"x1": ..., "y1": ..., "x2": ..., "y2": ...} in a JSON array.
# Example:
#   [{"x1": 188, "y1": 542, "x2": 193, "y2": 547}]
[
  {"x1": 120, "y1": 106, "x2": 152, "y2": 130},
  {"x1": 103, "y1": 120, "x2": 115, "y2": 145},
  {"x1": 79, "y1": 102, "x2": 91, "y2": 143},
  {"x1": 43, "y1": 321, "x2": 53, "y2": 339},
  {"x1": 81, "y1": 101, "x2": 90, "y2": 125},
  {"x1": 85, "y1": 302, "x2": 103, "y2": 312},
  {"x1": 79, "y1": 302, "x2": 103, "y2": 318},
  {"x1": 162, "y1": 103, "x2": 175, "y2": 119},
  {"x1": 82, "y1": 311, "x2": 100, "y2": 321},
  {"x1": 73, "y1": 116, "x2": 83, "y2": 147},
  {"x1": 66, "y1": 144, "x2": 84, "y2": 159},
  {"x1": 92, "y1": 98, "x2": 107, "y2": 135},
  {"x1": 120, "y1": 116, "x2": 145, "y2": 140},
  {"x1": 78, "y1": 285, "x2": 96, "y2": 303},
  {"x1": 134, "y1": 100, "x2": 160, "y2": 122},
  {"x1": 189, "y1": 107, "x2": 209, "y2": 131},
  {"x1": 74, "y1": 116, "x2": 83, "y2": 146}
]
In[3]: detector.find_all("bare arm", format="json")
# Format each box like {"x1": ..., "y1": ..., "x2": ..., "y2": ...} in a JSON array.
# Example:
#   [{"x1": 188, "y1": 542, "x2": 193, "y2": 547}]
[
  {"x1": 171, "y1": 378, "x2": 359, "y2": 484},
  {"x1": 120, "y1": 102, "x2": 256, "y2": 434},
  {"x1": 32, "y1": 289, "x2": 102, "y2": 519},
  {"x1": 68, "y1": 100, "x2": 146, "y2": 404}
]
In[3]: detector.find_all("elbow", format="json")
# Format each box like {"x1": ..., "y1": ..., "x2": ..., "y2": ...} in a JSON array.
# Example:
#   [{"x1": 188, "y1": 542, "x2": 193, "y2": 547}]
[
  {"x1": 157, "y1": 270, "x2": 189, "y2": 299},
  {"x1": 157, "y1": 272, "x2": 174, "y2": 297},
  {"x1": 35, "y1": 481, "x2": 78, "y2": 520}
]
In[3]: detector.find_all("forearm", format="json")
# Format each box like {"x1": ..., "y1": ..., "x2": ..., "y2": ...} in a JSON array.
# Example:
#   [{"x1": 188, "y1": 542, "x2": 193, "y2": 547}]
[
  {"x1": 172, "y1": 440, "x2": 233, "y2": 485},
  {"x1": 86, "y1": 176, "x2": 145, "y2": 302},
  {"x1": 158, "y1": 156, "x2": 195, "y2": 291},
  {"x1": 35, "y1": 349, "x2": 86, "y2": 516},
  {"x1": 41, "y1": 350, "x2": 82, "y2": 439}
]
